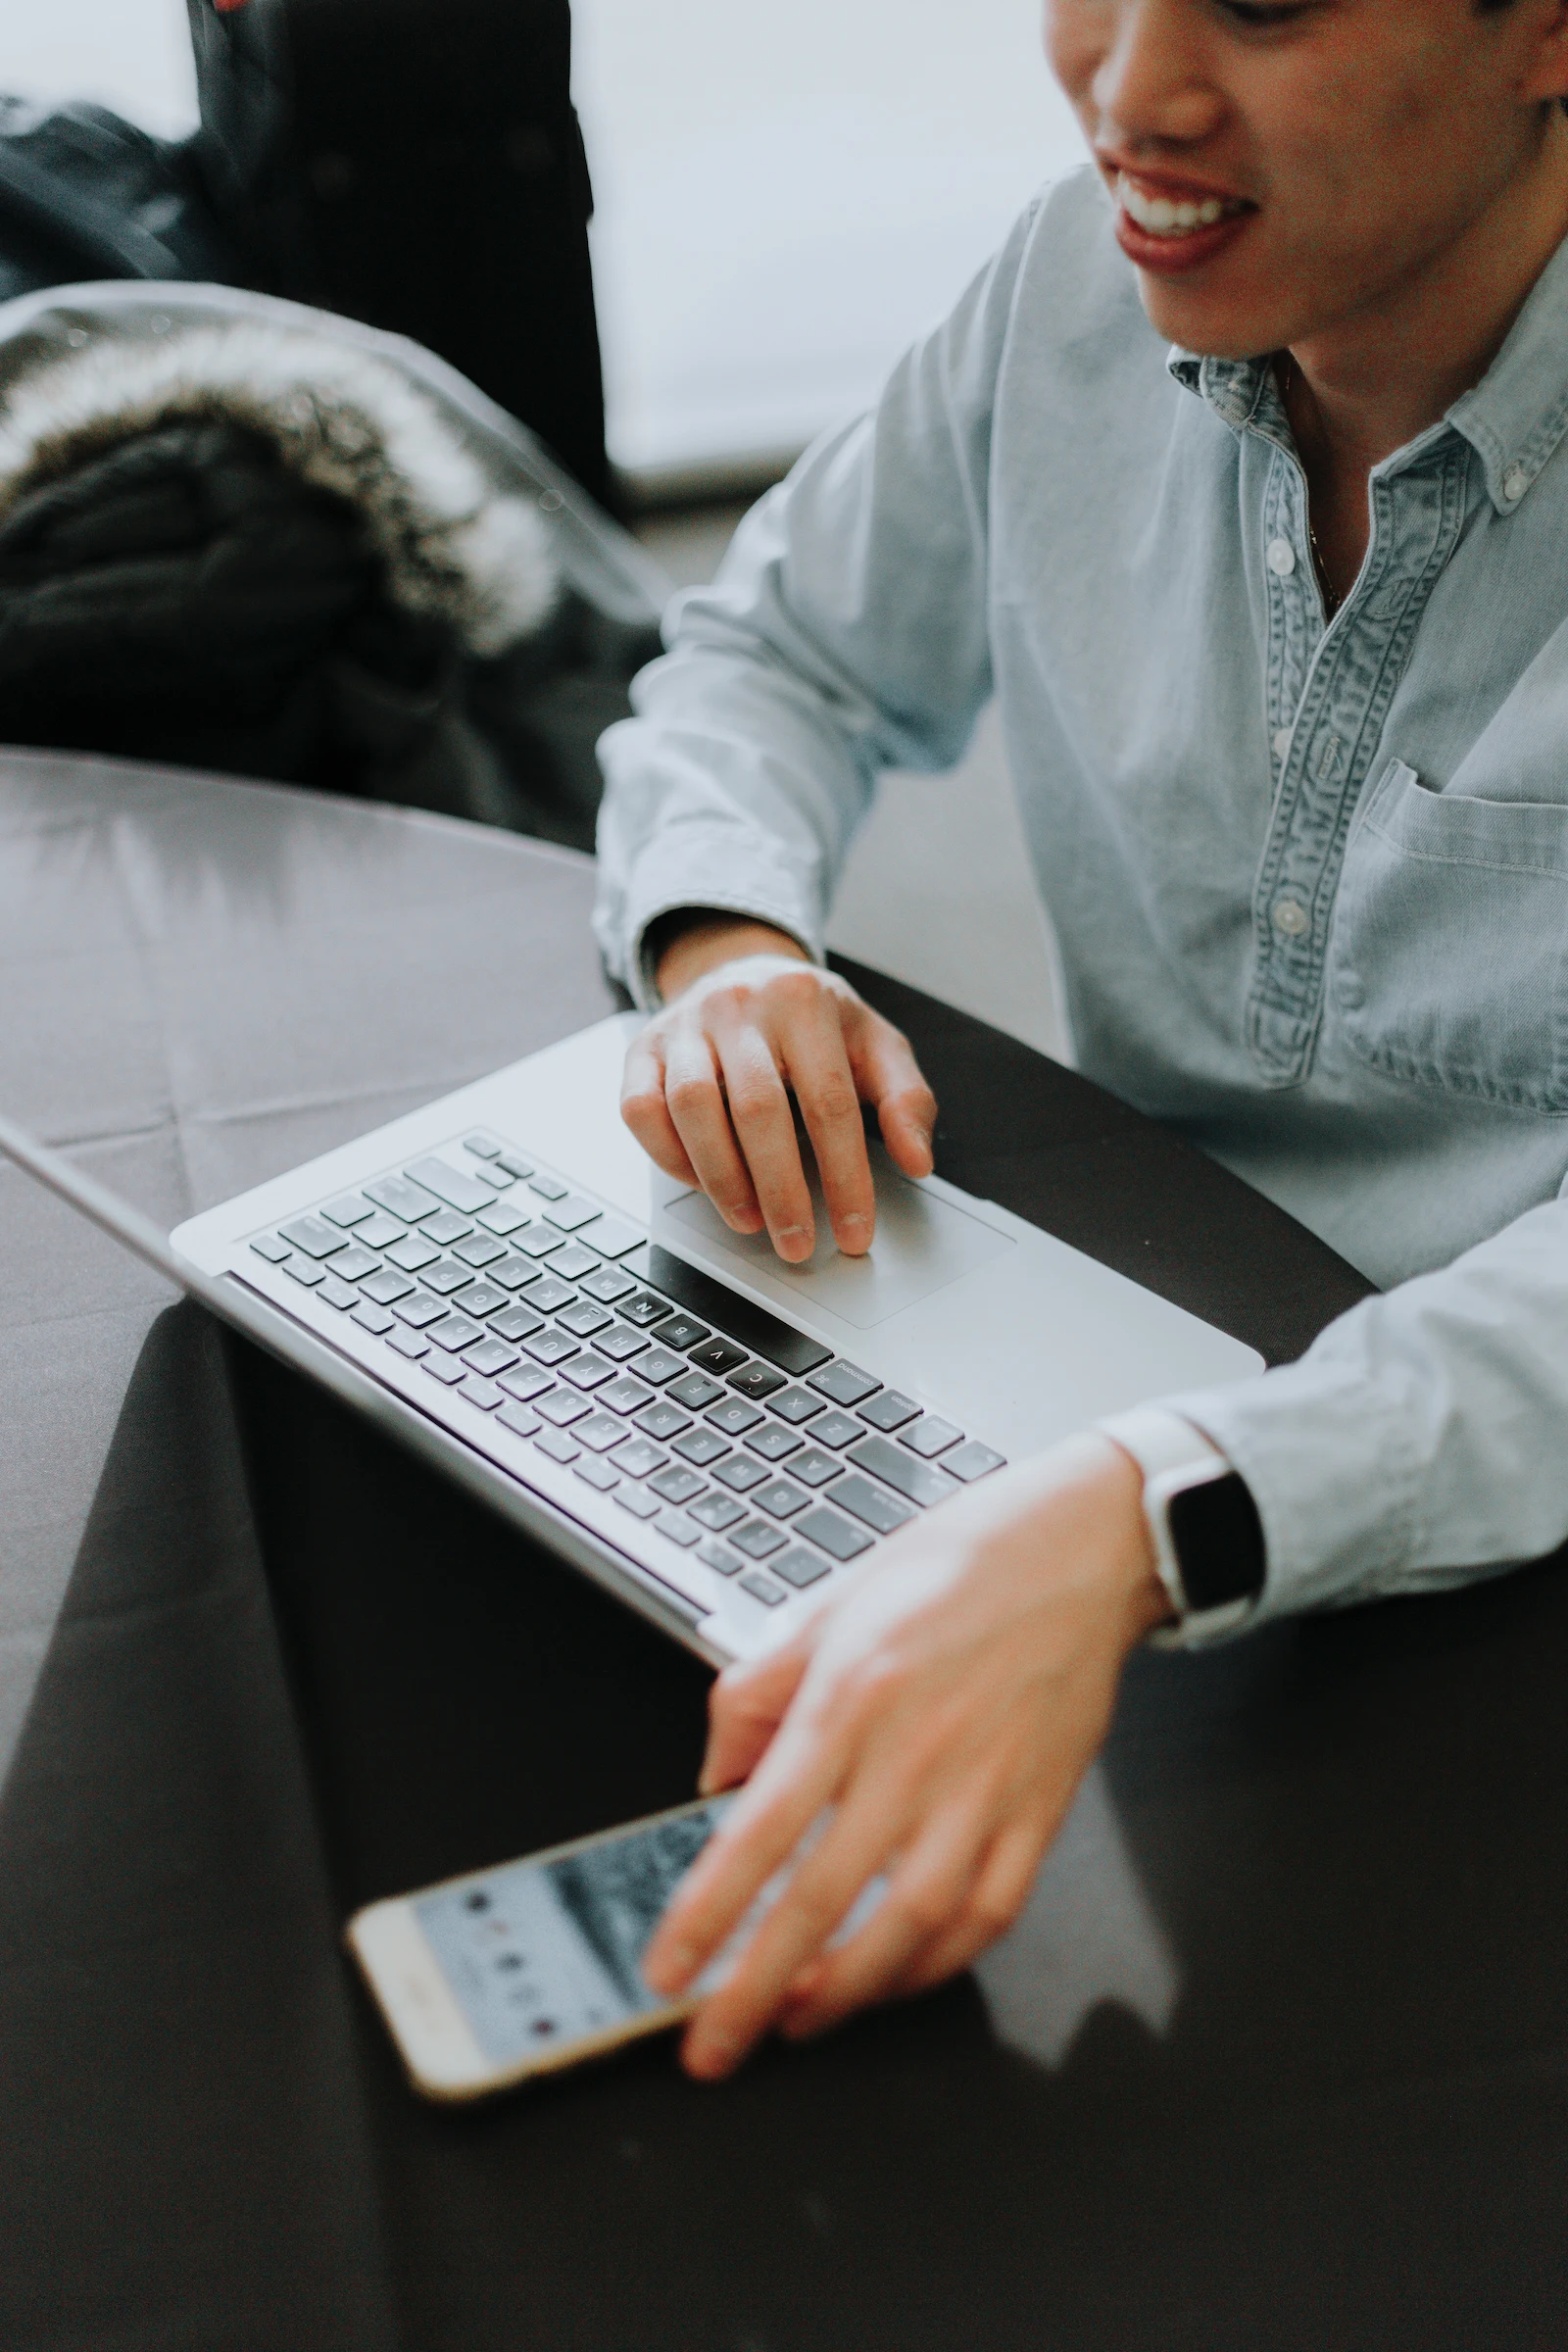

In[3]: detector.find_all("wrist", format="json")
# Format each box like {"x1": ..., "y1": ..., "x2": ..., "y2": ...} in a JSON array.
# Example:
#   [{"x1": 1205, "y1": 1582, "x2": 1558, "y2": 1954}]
[{"x1": 650, "y1": 910, "x2": 811, "y2": 1004}]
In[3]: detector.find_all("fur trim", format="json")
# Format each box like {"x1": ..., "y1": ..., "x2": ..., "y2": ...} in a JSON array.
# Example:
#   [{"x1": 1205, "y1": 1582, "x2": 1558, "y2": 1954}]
[{"x1": 0, "y1": 322, "x2": 558, "y2": 655}]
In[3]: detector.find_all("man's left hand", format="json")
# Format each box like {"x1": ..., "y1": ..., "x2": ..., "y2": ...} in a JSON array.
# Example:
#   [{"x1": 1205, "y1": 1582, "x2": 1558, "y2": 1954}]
[{"x1": 642, "y1": 1433, "x2": 1170, "y2": 2079}]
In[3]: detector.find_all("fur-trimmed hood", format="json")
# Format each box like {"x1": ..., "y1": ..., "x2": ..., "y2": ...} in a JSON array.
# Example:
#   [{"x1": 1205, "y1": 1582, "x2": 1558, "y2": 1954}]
[{"x1": 0, "y1": 318, "x2": 560, "y2": 657}]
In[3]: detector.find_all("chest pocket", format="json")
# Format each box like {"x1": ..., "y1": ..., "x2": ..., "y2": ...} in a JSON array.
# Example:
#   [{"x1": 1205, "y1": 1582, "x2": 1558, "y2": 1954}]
[{"x1": 1330, "y1": 759, "x2": 1568, "y2": 1114}]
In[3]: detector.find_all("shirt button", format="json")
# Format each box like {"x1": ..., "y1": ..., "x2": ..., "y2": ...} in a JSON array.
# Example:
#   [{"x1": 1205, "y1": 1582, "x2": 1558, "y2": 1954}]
[
  {"x1": 1272, "y1": 727, "x2": 1294, "y2": 760},
  {"x1": 1503, "y1": 465, "x2": 1529, "y2": 504},
  {"x1": 1271, "y1": 897, "x2": 1310, "y2": 940},
  {"x1": 1266, "y1": 538, "x2": 1297, "y2": 577}
]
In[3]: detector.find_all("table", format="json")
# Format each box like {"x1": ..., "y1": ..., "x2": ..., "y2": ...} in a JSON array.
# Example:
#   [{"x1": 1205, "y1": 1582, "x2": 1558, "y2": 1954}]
[{"x1": 5, "y1": 748, "x2": 1567, "y2": 2352}]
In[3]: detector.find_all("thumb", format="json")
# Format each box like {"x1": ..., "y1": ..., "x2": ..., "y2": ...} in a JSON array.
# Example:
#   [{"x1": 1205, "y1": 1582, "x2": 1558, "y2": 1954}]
[{"x1": 699, "y1": 1630, "x2": 816, "y2": 1795}]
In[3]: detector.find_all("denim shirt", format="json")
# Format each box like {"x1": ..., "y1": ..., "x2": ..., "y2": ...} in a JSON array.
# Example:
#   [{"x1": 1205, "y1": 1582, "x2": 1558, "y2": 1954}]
[{"x1": 595, "y1": 164, "x2": 1568, "y2": 1634}]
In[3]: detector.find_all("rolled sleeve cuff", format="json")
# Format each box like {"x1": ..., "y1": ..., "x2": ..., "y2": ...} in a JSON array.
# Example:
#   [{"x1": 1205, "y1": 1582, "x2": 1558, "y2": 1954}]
[{"x1": 614, "y1": 839, "x2": 825, "y2": 1010}]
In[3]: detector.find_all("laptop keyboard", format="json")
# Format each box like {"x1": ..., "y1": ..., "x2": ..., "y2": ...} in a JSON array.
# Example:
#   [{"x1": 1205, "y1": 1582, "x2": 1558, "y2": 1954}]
[{"x1": 248, "y1": 1131, "x2": 1005, "y2": 1612}]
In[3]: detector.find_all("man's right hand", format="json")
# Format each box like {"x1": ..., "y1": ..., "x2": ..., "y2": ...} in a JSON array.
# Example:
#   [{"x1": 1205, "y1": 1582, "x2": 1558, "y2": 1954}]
[{"x1": 621, "y1": 914, "x2": 939, "y2": 1264}]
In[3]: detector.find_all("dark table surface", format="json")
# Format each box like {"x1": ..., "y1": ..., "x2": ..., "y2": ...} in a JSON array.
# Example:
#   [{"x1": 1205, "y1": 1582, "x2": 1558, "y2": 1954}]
[{"x1": 3, "y1": 749, "x2": 1564, "y2": 2352}]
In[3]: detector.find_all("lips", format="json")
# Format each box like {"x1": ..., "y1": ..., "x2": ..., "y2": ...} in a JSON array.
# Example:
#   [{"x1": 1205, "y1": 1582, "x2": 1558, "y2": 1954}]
[{"x1": 1111, "y1": 170, "x2": 1255, "y2": 275}]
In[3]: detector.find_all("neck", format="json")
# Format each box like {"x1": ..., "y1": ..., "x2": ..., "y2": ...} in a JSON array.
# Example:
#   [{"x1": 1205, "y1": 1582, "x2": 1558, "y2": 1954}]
[{"x1": 1289, "y1": 114, "x2": 1568, "y2": 477}]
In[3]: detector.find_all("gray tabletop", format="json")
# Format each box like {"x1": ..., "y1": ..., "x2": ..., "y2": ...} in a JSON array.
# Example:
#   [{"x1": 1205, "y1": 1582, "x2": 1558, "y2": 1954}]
[{"x1": 5, "y1": 747, "x2": 1567, "y2": 2352}]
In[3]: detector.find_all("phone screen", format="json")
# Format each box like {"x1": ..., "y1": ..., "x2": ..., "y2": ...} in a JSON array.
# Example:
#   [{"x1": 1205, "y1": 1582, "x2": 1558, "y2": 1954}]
[{"x1": 415, "y1": 1798, "x2": 734, "y2": 2066}]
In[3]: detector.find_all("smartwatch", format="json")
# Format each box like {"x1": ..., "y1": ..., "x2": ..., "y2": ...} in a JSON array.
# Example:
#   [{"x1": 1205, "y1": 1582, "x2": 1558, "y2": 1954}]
[{"x1": 1097, "y1": 1405, "x2": 1267, "y2": 1644}]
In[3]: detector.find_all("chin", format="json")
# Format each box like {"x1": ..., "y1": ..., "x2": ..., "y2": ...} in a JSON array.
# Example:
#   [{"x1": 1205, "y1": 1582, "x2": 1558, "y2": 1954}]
[{"x1": 1136, "y1": 278, "x2": 1286, "y2": 362}]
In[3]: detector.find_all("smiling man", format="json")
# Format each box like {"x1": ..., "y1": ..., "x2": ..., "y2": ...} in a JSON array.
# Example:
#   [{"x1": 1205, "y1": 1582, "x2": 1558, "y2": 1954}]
[{"x1": 594, "y1": 0, "x2": 1568, "y2": 2081}]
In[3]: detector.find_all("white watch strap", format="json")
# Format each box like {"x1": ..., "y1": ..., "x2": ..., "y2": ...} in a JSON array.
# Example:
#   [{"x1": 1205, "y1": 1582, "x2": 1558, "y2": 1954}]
[{"x1": 1096, "y1": 1404, "x2": 1237, "y2": 1642}]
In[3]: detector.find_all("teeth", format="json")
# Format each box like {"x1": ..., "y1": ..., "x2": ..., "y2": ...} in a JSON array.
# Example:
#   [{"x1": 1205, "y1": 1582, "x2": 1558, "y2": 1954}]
[{"x1": 1119, "y1": 175, "x2": 1240, "y2": 238}]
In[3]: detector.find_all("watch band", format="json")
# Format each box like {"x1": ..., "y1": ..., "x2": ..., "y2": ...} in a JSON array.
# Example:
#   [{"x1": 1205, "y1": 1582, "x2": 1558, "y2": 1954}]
[{"x1": 1097, "y1": 1405, "x2": 1266, "y2": 1644}]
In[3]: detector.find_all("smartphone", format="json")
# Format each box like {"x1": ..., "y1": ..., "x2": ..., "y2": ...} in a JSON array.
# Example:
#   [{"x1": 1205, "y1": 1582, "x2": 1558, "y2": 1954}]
[{"x1": 349, "y1": 1795, "x2": 744, "y2": 2101}]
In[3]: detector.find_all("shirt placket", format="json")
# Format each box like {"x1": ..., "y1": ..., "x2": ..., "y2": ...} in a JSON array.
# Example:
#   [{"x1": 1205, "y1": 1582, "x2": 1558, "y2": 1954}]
[{"x1": 1246, "y1": 436, "x2": 1471, "y2": 1087}]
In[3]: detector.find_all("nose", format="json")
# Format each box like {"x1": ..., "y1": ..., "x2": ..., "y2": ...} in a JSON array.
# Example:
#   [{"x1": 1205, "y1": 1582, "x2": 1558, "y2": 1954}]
[{"x1": 1090, "y1": 0, "x2": 1226, "y2": 154}]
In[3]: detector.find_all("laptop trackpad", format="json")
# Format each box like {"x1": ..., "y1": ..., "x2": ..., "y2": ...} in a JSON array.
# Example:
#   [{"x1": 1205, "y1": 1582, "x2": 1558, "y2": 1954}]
[{"x1": 658, "y1": 1147, "x2": 1013, "y2": 1330}]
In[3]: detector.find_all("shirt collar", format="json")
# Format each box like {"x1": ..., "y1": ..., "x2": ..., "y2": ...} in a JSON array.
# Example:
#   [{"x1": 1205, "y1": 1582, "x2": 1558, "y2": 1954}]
[{"x1": 1167, "y1": 225, "x2": 1568, "y2": 515}]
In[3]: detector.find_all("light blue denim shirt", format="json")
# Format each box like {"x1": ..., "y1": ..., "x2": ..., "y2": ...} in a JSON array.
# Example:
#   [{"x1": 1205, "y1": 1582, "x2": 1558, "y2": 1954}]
[{"x1": 595, "y1": 163, "x2": 1568, "y2": 1633}]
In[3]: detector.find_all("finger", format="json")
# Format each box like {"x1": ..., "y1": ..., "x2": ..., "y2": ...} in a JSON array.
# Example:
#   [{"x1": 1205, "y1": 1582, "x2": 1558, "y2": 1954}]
[
  {"x1": 619, "y1": 1034, "x2": 700, "y2": 1187},
  {"x1": 781, "y1": 1000, "x2": 879, "y2": 1256},
  {"x1": 885, "y1": 1816, "x2": 1048, "y2": 1997},
  {"x1": 661, "y1": 1030, "x2": 765, "y2": 1233},
  {"x1": 699, "y1": 1634, "x2": 816, "y2": 1797},
  {"x1": 676, "y1": 1774, "x2": 922, "y2": 2079},
  {"x1": 777, "y1": 1798, "x2": 994, "y2": 2038},
  {"x1": 712, "y1": 1029, "x2": 817, "y2": 1261},
  {"x1": 642, "y1": 1713, "x2": 851, "y2": 2001},
  {"x1": 847, "y1": 1016, "x2": 938, "y2": 1180}
]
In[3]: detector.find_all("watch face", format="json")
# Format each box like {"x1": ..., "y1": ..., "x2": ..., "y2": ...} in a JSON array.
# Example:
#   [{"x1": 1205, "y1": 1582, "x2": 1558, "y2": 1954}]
[{"x1": 1168, "y1": 1473, "x2": 1266, "y2": 1613}]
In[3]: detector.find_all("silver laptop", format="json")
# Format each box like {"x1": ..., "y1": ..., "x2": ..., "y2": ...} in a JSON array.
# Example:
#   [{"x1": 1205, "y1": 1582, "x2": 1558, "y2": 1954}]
[{"x1": 5, "y1": 1013, "x2": 1261, "y2": 1667}]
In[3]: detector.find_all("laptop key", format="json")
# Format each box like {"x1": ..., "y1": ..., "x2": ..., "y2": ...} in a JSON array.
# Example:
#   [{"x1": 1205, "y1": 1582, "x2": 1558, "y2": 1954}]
[
  {"x1": 650, "y1": 1465, "x2": 706, "y2": 1506},
  {"x1": 901, "y1": 1415, "x2": 964, "y2": 1459},
  {"x1": 581, "y1": 1265, "x2": 637, "y2": 1304},
  {"x1": 393, "y1": 1292, "x2": 446, "y2": 1329},
  {"x1": 746, "y1": 1423, "x2": 803, "y2": 1463},
  {"x1": 767, "y1": 1386, "x2": 824, "y2": 1426},
  {"x1": 549, "y1": 1243, "x2": 602, "y2": 1281},
  {"x1": 464, "y1": 1135, "x2": 502, "y2": 1159},
  {"x1": 698, "y1": 1540, "x2": 744, "y2": 1576},
  {"x1": 690, "y1": 1491, "x2": 747, "y2": 1533},
  {"x1": 496, "y1": 1402, "x2": 541, "y2": 1440},
  {"x1": 424, "y1": 1259, "x2": 475, "y2": 1297},
  {"x1": 619, "y1": 1292, "x2": 672, "y2": 1328},
  {"x1": 454, "y1": 1233, "x2": 507, "y2": 1269},
  {"x1": 597, "y1": 1324, "x2": 650, "y2": 1362},
  {"x1": 573, "y1": 1457, "x2": 619, "y2": 1494},
  {"x1": 494, "y1": 1151, "x2": 534, "y2": 1181},
  {"x1": 282, "y1": 1254, "x2": 325, "y2": 1287},
  {"x1": 633, "y1": 1346, "x2": 686, "y2": 1386},
  {"x1": 611, "y1": 1438, "x2": 666, "y2": 1479},
  {"x1": 789, "y1": 1447, "x2": 845, "y2": 1490},
  {"x1": 795, "y1": 1505, "x2": 875, "y2": 1563},
  {"x1": 422, "y1": 1354, "x2": 465, "y2": 1387},
  {"x1": 707, "y1": 1396, "x2": 762, "y2": 1439},
  {"x1": 807, "y1": 1361, "x2": 880, "y2": 1408},
  {"x1": 459, "y1": 1377, "x2": 503, "y2": 1411},
  {"x1": 731, "y1": 1520, "x2": 788, "y2": 1561},
  {"x1": 387, "y1": 1235, "x2": 441, "y2": 1272},
  {"x1": 489, "y1": 1256, "x2": 539, "y2": 1291},
  {"x1": 672, "y1": 1427, "x2": 730, "y2": 1468},
  {"x1": 421, "y1": 1210, "x2": 472, "y2": 1247},
  {"x1": 405, "y1": 1156, "x2": 496, "y2": 1214},
  {"x1": 713, "y1": 1453, "x2": 769, "y2": 1494},
  {"x1": 738, "y1": 1572, "x2": 787, "y2": 1607},
  {"x1": 476, "y1": 1200, "x2": 531, "y2": 1237},
  {"x1": 601, "y1": 1376, "x2": 654, "y2": 1416},
  {"x1": 808, "y1": 1410, "x2": 862, "y2": 1449},
  {"x1": 729, "y1": 1363, "x2": 788, "y2": 1401},
  {"x1": 330, "y1": 1245, "x2": 380, "y2": 1282},
  {"x1": 352, "y1": 1301, "x2": 397, "y2": 1336},
  {"x1": 528, "y1": 1277, "x2": 576, "y2": 1314},
  {"x1": 543, "y1": 1197, "x2": 603, "y2": 1233},
  {"x1": 577, "y1": 1215, "x2": 643, "y2": 1259},
  {"x1": 858, "y1": 1390, "x2": 921, "y2": 1434},
  {"x1": 614, "y1": 1486, "x2": 661, "y2": 1521},
  {"x1": 383, "y1": 1325, "x2": 426, "y2": 1356},
  {"x1": 527, "y1": 1173, "x2": 569, "y2": 1200},
  {"x1": 636, "y1": 1402, "x2": 692, "y2": 1443},
  {"x1": 563, "y1": 1353, "x2": 615, "y2": 1392},
  {"x1": 280, "y1": 1213, "x2": 348, "y2": 1259},
  {"x1": 452, "y1": 1281, "x2": 508, "y2": 1318},
  {"x1": 771, "y1": 1545, "x2": 832, "y2": 1591},
  {"x1": 669, "y1": 1371, "x2": 724, "y2": 1411},
  {"x1": 848, "y1": 1435, "x2": 959, "y2": 1509},
  {"x1": 517, "y1": 1225, "x2": 566, "y2": 1259},
  {"x1": 657, "y1": 1509, "x2": 702, "y2": 1549},
  {"x1": 491, "y1": 1303, "x2": 544, "y2": 1343},
  {"x1": 524, "y1": 1329, "x2": 579, "y2": 1366},
  {"x1": 366, "y1": 1174, "x2": 442, "y2": 1222},
  {"x1": 689, "y1": 1337, "x2": 749, "y2": 1376},
  {"x1": 250, "y1": 1234, "x2": 291, "y2": 1264},
  {"x1": 356, "y1": 1212, "x2": 407, "y2": 1250},
  {"x1": 654, "y1": 1314, "x2": 710, "y2": 1353},
  {"x1": 575, "y1": 1412, "x2": 629, "y2": 1452},
  {"x1": 318, "y1": 1275, "x2": 360, "y2": 1310},
  {"x1": 463, "y1": 1338, "x2": 519, "y2": 1378},
  {"x1": 942, "y1": 1441, "x2": 1006, "y2": 1482},
  {"x1": 321, "y1": 1193, "x2": 375, "y2": 1228},
  {"x1": 533, "y1": 1429, "x2": 580, "y2": 1464},
  {"x1": 428, "y1": 1312, "x2": 485, "y2": 1353},
  {"x1": 499, "y1": 1365, "x2": 553, "y2": 1403},
  {"x1": 755, "y1": 1479, "x2": 809, "y2": 1521},
  {"x1": 537, "y1": 1389, "x2": 591, "y2": 1428},
  {"x1": 559, "y1": 1299, "x2": 612, "y2": 1337},
  {"x1": 832, "y1": 1474, "x2": 916, "y2": 1537}
]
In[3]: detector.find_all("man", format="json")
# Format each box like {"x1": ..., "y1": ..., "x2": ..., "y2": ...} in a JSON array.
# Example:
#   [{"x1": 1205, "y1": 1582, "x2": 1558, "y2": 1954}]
[{"x1": 594, "y1": 0, "x2": 1568, "y2": 2081}]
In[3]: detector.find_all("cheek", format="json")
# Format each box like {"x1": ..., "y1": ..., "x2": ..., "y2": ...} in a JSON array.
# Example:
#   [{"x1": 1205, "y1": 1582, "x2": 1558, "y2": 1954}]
[{"x1": 1043, "y1": 0, "x2": 1104, "y2": 120}]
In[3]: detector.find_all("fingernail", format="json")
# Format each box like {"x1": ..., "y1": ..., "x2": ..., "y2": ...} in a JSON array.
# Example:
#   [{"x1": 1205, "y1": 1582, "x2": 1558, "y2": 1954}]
[{"x1": 687, "y1": 2030, "x2": 741, "y2": 2080}]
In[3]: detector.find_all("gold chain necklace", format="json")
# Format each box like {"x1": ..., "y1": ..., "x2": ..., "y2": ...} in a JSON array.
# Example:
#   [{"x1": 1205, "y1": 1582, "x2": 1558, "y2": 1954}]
[{"x1": 1279, "y1": 355, "x2": 1342, "y2": 617}]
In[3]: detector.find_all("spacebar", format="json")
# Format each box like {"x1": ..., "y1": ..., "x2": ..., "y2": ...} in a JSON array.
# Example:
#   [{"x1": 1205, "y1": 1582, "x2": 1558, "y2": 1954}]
[{"x1": 629, "y1": 1245, "x2": 832, "y2": 1377}]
